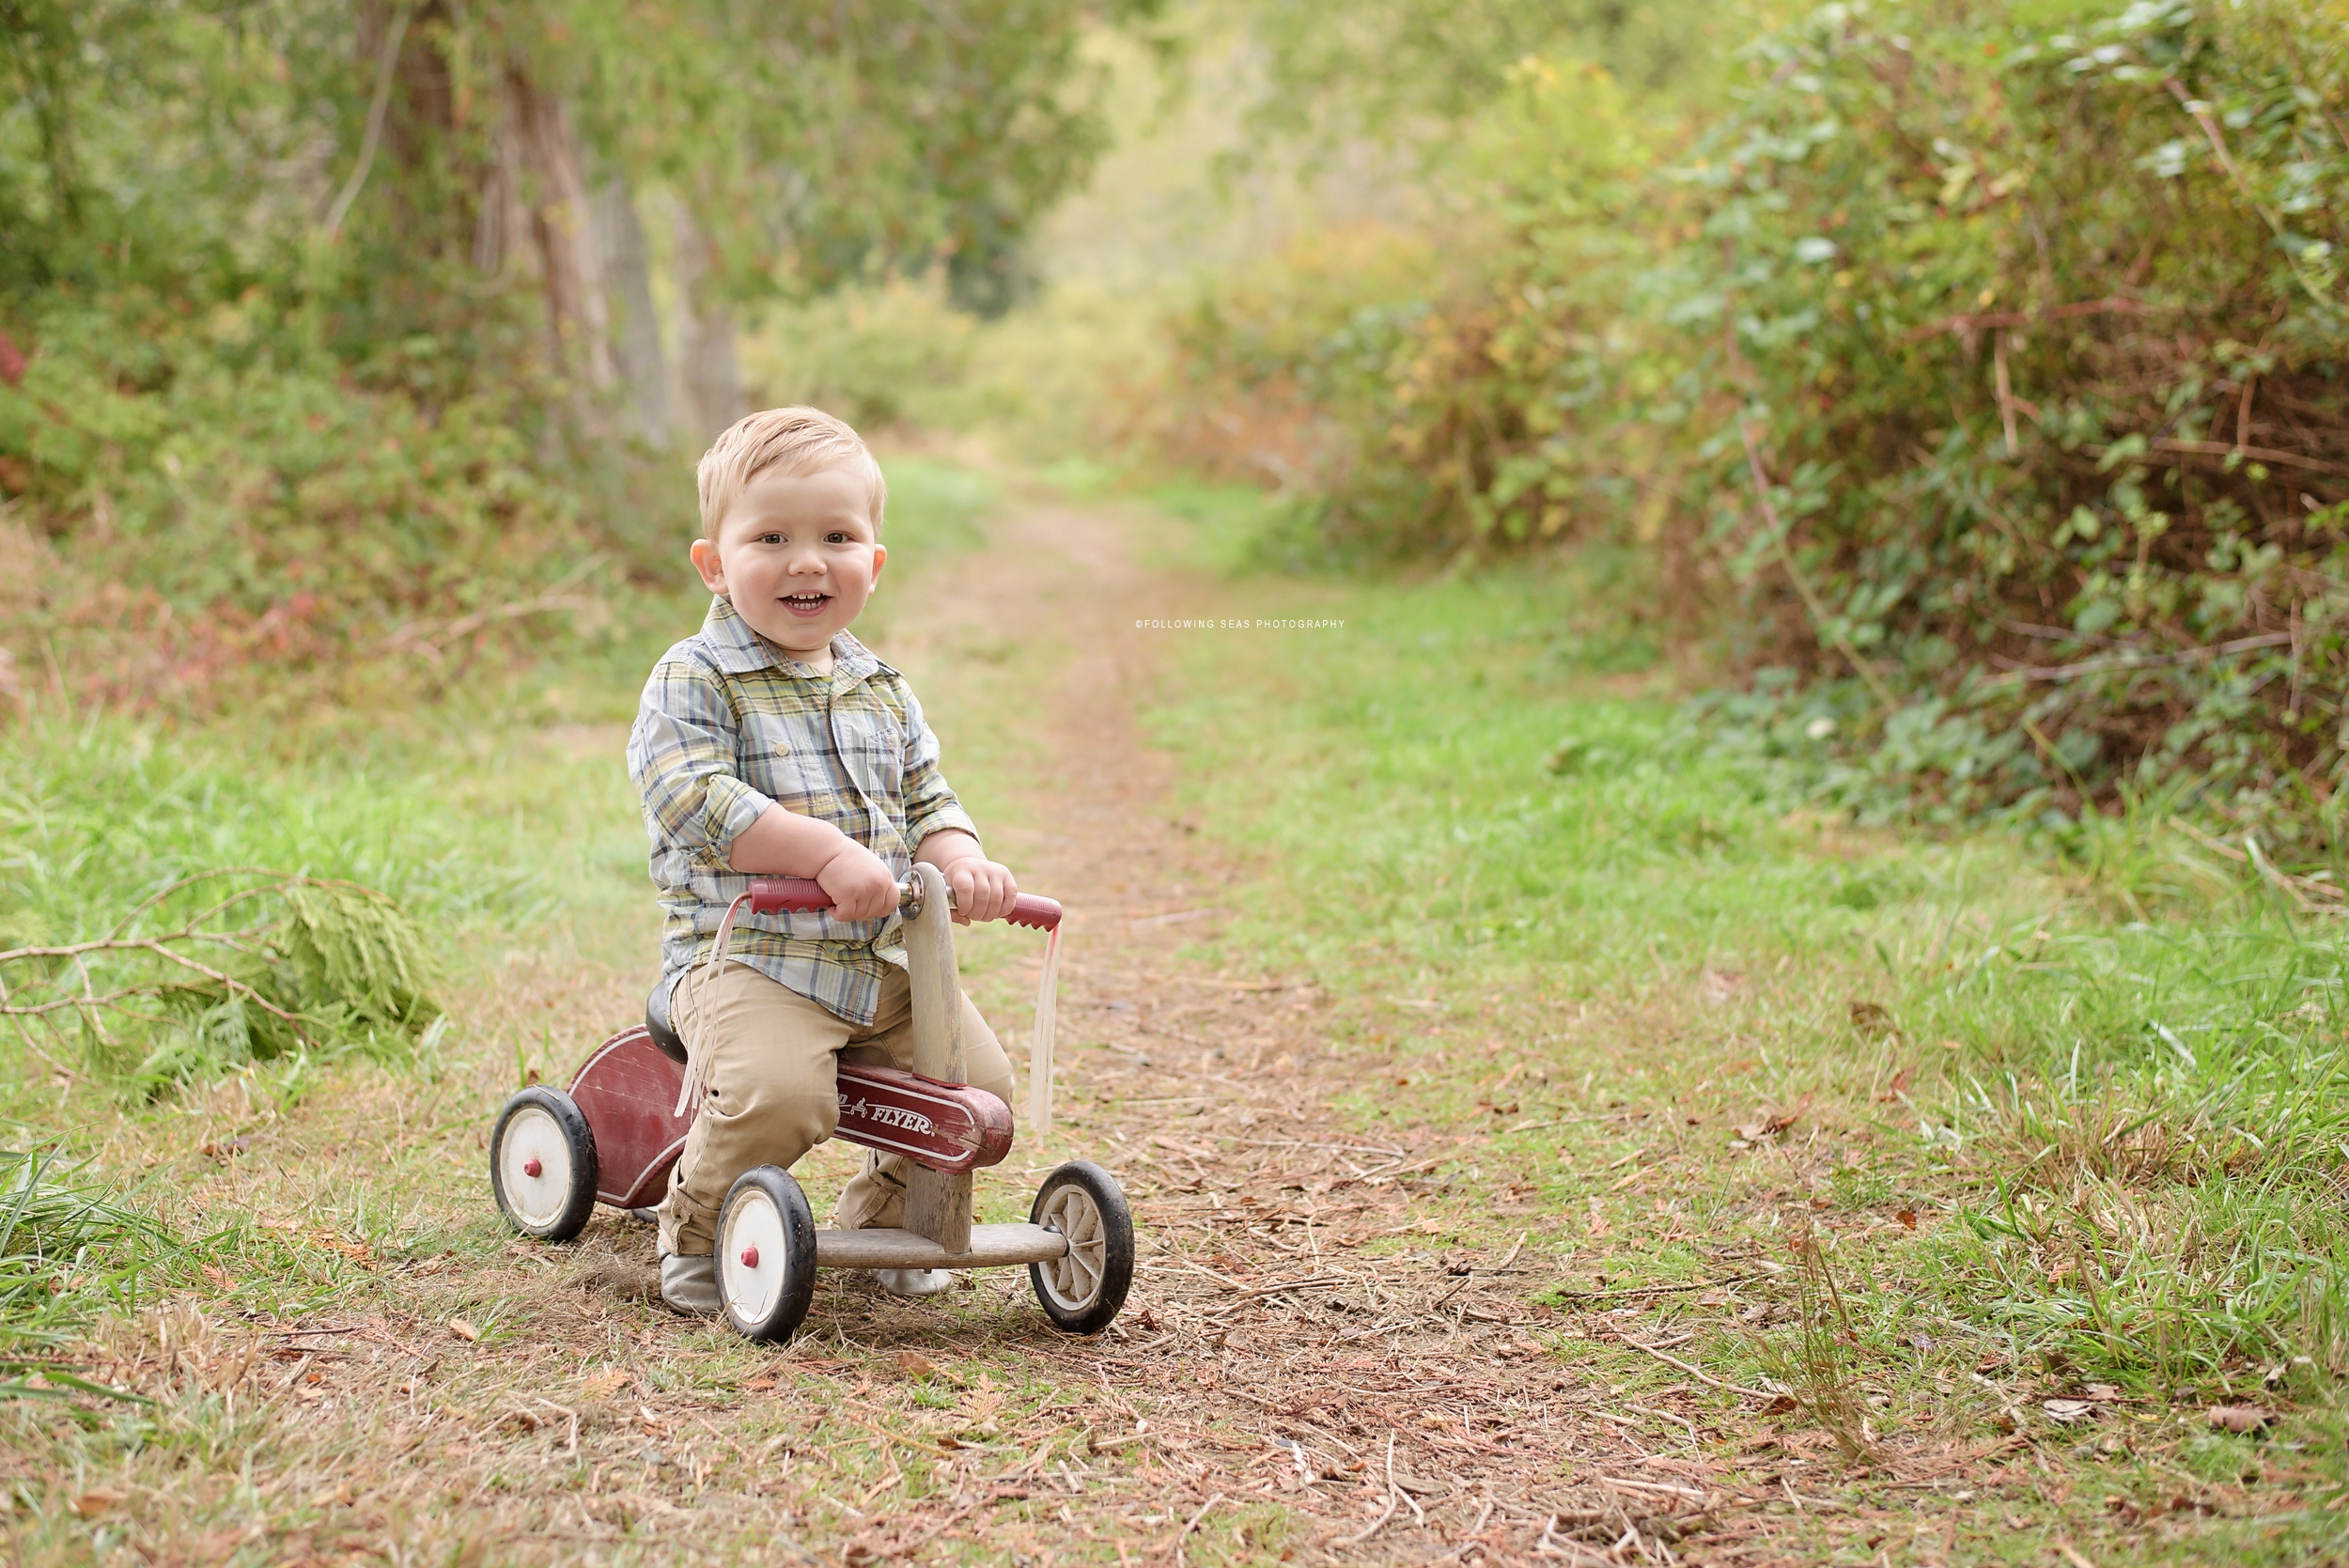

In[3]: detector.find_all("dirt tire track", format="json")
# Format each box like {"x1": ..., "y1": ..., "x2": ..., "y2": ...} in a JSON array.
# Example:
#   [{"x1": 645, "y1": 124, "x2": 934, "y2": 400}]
[{"x1": 847, "y1": 497, "x2": 1730, "y2": 1562}]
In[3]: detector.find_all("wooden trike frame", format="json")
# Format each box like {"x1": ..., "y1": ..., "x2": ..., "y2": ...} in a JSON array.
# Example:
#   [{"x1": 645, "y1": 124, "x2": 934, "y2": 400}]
[{"x1": 489, "y1": 863, "x2": 1134, "y2": 1341}]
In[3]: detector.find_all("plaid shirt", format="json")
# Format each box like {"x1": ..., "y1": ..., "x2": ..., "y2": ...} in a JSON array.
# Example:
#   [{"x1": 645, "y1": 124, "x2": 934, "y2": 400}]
[{"x1": 627, "y1": 596, "x2": 979, "y2": 1025}]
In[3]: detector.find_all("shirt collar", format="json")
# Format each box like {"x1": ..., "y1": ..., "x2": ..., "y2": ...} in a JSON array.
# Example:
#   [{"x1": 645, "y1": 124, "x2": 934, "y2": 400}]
[{"x1": 702, "y1": 596, "x2": 891, "y2": 681}]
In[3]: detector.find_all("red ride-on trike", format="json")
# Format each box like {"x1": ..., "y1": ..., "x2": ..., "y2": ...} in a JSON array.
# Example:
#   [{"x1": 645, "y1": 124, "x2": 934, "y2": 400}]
[{"x1": 488, "y1": 863, "x2": 1133, "y2": 1342}]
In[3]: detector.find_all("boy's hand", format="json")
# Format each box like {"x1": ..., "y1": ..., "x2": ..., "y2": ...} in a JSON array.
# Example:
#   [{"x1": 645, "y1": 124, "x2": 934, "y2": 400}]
[
  {"x1": 816, "y1": 842, "x2": 900, "y2": 923},
  {"x1": 941, "y1": 857, "x2": 1019, "y2": 924}
]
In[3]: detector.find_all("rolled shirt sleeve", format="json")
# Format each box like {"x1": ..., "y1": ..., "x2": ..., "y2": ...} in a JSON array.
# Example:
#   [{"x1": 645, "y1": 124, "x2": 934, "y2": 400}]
[
  {"x1": 630, "y1": 656, "x2": 775, "y2": 866},
  {"x1": 898, "y1": 687, "x2": 981, "y2": 851}
]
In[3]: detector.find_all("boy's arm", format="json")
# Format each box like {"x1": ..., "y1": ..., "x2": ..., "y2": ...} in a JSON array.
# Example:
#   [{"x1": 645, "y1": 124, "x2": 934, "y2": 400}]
[
  {"x1": 629, "y1": 656, "x2": 897, "y2": 921},
  {"x1": 899, "y1": 686, "x2": 1019, "y2": 923},
  {"x1": 728, "y1": 805, "x2": 897, "y2": 921}
]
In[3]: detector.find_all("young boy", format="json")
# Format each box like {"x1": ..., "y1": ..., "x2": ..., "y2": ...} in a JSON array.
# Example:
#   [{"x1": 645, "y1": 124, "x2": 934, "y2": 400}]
[{"x1": 627, "y1": 406, "x2": 1023, "y2": 1314}]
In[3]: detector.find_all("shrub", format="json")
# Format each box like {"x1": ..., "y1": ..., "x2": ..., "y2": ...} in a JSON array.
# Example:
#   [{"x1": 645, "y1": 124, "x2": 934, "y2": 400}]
[
  {"x1": 739, "y1": 274, "x2": 977, "y2": 431},
  {"x1": 1147, "y1": 0, "x2": 2349, "y2": 830}
]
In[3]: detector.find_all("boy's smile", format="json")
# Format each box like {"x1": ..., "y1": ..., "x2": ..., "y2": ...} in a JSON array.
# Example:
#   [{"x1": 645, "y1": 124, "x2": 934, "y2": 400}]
[{"x1": 690, "y1": 464, "x2": 885, "y2": 673}]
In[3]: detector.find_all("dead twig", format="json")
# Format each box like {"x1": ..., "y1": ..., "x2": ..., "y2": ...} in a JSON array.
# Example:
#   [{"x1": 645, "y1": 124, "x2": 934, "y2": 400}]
[
  {"x1": 1549, "y1": 1275, "x2": 1758, "y2": 1303},
  {"x1": 1901, "y1": 294, "x2": 2146, "y2": 341},
  {"x1": 1233, "y1": 1274, "x2": 1351, "y2": 1301},
  {"x1": 1172, "y1": 1491, "x2": 1224, "y2": 1566},
  {"x1": 378, "y1": 555, "x2": 607, "y2": 660},
  {"x1": 1612, "y1": 1334, "x2": 1785, "y2": 1403},
  {"x1": 2171, "y1": 819, "x2": 2344, "y2": 909},
  {"x1": 1987, "y1": 630, "x2": 2294, "y2": 685},
  {"x1": 1344, "y1": 1436, "x2": 1404, "y2": 1545},
  {"x1": 1741, "y1": 419, "x2": 1900, "y2": 713}
]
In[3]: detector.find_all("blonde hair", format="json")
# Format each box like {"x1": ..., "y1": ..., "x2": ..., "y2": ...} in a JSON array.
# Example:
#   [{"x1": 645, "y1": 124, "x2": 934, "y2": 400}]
[{"x1": 695, "y1": 406, "x2": 887, "y2": 538}]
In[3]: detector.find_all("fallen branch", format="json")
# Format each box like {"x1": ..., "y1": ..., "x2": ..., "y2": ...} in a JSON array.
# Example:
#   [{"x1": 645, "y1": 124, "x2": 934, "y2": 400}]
[
  {"x1": 1611, "y1": 1334, "x2": 1786, "y2": 1403},
  {"x1": 0, "y1": 939, "x2": 308, "y2": 1027},
  {"x1": 1549, "y1": 1275, "x2": 1759, "y2": 1303}
]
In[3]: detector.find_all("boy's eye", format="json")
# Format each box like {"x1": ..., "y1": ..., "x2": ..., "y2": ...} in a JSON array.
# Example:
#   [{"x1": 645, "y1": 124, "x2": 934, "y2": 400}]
[
  {"x1": 756, "y1": 532, "x2": 785, "y2": 544},
  {"x1": 825, "y1": 532, "x2": 850, "y2": 544}
]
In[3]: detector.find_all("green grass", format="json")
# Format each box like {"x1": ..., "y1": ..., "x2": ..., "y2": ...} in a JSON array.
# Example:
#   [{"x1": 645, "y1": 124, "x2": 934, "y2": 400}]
[
  {"x1": 1134, "y1": 538, "x2": 2349, "y2": 1559},
  {"x1": 2, "y1": 462, "x2": 2343, "y2": 1560},
  {"x1": 0, "y1": 712, "x2": 487, "y2": 1090},
  {"x1": 0, "y1": 1150, "x2": 170, "y2": 1395},
  {"x1": 0, "y1": 447, "x2": 998, "y2": 1103}
]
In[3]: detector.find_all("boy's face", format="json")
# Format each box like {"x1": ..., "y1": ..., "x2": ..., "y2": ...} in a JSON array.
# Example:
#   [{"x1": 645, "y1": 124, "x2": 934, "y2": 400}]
[{"x1": 690, "y1": 464, "x2": 885, "y2": 660}]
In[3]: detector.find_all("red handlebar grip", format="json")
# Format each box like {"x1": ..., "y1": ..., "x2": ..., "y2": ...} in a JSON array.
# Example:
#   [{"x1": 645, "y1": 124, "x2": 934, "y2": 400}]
[
  {"x1": 1007, "y1": 894, "x2": 1063, "y2": 932},
  {"x1": 748, "y1": 877, "x2": 1060, "y2": 929},
  {"x1": 748, "y1": 877, "x2": 832, "y2": 914}
]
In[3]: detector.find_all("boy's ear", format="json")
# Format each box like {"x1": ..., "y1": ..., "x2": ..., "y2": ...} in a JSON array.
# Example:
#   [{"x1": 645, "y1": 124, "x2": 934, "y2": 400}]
[
  {"x1": 689, "y1": 537, "x2": 726, "y2": 594},
  {"x1": 870, "y1": 543, "x2": 886, "y2": 584}
]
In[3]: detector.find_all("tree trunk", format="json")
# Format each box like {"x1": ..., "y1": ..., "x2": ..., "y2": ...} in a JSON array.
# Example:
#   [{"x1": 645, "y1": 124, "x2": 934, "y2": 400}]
[
  {"x1": 472, "y1": 101, "x2": 521, "y2": 283},
  {"x1": 594, "y1": 179, "x2": 670, "y2": 443},
  {"x1": 506, "y1": 66, "x2": 612, "y2": 393},
  {"x1": 670, "y1": 206, "x2": 743, "y2": 442}
]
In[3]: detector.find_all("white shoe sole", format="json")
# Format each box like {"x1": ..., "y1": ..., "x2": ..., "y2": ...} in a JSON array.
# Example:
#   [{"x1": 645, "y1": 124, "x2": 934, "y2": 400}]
[{"x1": 874, "y1": 1267, "x2": 954, "y2": 1298}]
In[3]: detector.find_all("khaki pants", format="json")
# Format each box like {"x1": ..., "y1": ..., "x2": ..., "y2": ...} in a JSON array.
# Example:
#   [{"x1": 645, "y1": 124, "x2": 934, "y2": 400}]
[{"x1": 656, "y1": 961, "x2": 1017, "y2": 1256}]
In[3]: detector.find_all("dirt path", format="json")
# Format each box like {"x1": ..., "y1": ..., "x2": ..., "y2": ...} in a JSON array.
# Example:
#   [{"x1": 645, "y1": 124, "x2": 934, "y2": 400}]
[
  {"x1": 795, "y1": 498, "x2": 1639, "y2": 1561},
  {"x1": 39, "y1": 498, "x2": 1695, "y2": 1567}
]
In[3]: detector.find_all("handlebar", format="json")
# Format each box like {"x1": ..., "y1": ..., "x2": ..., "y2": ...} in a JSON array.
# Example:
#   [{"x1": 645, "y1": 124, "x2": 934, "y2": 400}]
[{"x1": 747, "y1": 876, "x2": 1063, "y2": 933}]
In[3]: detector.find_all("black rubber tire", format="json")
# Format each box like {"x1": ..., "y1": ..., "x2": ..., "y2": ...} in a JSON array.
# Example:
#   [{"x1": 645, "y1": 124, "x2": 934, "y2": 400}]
[
  {"x1": 1027, "y1": 1160, "x2": 1135, "y2": 1335},
  {"x1": 717, "y1": 1165, "x2": 818, "y2": 1343},
  {"x1": 490, "y1": 1087, "x2": 599, "y2": 1242}
]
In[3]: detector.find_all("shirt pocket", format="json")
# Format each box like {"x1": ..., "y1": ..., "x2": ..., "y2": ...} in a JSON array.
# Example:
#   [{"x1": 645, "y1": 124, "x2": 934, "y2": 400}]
[
  {"x1": 834, "y1": 702, "x2": 905, "y2": 805},
  {"x1": 742, "y1": 708, "x2": 826, "y2": 805}
]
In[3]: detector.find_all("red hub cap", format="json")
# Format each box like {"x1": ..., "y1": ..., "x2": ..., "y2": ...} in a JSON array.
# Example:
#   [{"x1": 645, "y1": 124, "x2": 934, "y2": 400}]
[
  {"x1": 740, "y1": 1246, "x2": 760, "y2": 1268},
  {"x1": 522, "y1": 1157, "x2": 543, "y2": 1178}
]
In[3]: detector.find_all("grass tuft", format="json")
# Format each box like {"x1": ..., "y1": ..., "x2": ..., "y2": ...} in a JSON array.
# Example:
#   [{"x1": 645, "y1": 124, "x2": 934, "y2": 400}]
[
  {"x1": 1781, "y1": 1230, "x2": 1879, "y2": 1466},
  {"x1": 0, "y1": 1148, "x2": 168, "y2": 1396}
]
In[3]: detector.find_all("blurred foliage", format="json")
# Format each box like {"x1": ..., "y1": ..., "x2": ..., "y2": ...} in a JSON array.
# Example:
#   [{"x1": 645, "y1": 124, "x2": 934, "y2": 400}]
[
  {"x1": 581, "y1": 0, "x2": 1172, "y2": 314},
  {"x1": 740, "y1": 274, "x2": 976, "y2": 431},
  {"x1": 1149, "y1": 0, "x2": 2349, "y2": 831},
  {"x1": 1231, "y1": 0, "x2": 1738, "y2": 139},
  {"x1": 0, "y1": 0, "x2": 1160, "y2": 712}
]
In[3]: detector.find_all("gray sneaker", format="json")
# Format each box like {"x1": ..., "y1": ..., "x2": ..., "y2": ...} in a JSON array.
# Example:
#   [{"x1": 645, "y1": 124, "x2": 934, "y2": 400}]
[
  {"x1": 873, "y1": 1267, "x2": 954, "y2": 1297},
  {"x1": 661, "y1": 1252, "x2": 720, "y2": 1316}
]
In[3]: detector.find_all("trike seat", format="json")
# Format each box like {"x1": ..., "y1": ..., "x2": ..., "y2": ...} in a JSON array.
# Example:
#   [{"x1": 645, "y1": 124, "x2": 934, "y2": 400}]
[{"x1": 644, "y1": 978, "x2": 688, "y2": 1064}]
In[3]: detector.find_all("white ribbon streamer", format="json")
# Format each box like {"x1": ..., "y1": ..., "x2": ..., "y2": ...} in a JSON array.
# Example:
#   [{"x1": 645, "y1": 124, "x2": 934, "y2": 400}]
[
  {"x1": 1029, "y1": 923, "x2": 1061, "y2": 1139},
  {"x1": 675, "y1": 891, "x2": 753, "y2": 1118}
]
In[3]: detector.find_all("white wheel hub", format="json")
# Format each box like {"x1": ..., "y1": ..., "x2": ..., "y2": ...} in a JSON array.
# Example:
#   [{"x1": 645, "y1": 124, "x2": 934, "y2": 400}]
[
  {"x1": 722, "y1": 1188, "x2": 789, "y2": 1324},
  {"x1": 498, "y1": 1105, "x2": 572, "y2": 1228},
  {"x1": 1036, "y1": 1184, "x2": 1106, "y2": 1311}
]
